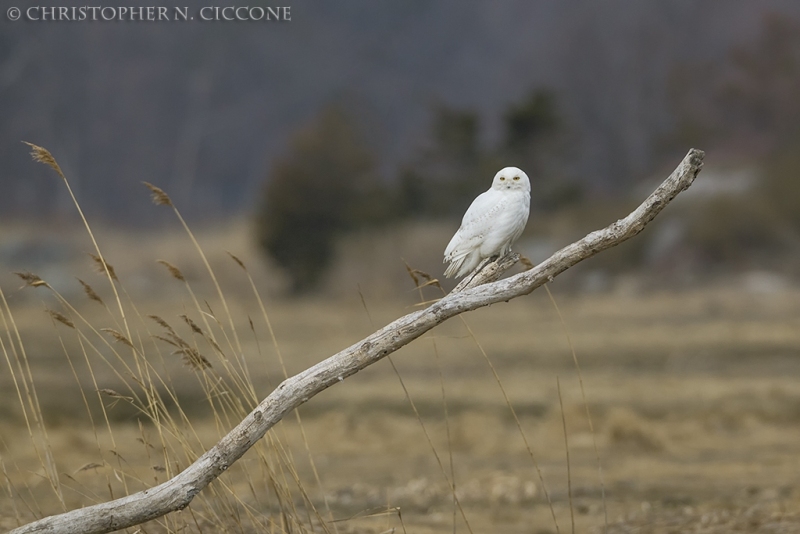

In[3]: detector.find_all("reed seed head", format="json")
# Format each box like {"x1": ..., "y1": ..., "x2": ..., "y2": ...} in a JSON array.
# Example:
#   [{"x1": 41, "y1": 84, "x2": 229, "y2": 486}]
[
  {"x1": 148, "y1": 315, "x2": 176, "y2": 335},
  {"x1": 89, "y1": 254, "x2": 118, "y2": 281},
  {"x1": 101, "y1": 328, "x2": 134, "y2": 348},
  {"x1": 76, "y1": 462, "x2": 104, "y2": 473},
  {"x1": 180, "y1": 314, "x2": 203, "y2": 335},
  {"x1": 143, "y1": 182, "x2": 174, "y2": 207},
  {"x1": 227, "y1": 252, "x2": 246, "y2": 270},
  {"x1": 157, "y1": 260, "x2": 185, "y2": 281},
  {"x1": 77, "y1": 278, "x2": 104, "y2": 305},
  {"x1": 46, "y1": 309, "x2": 74, "y2": 329},
  {"x1": 14, "y1": 271, "x2": 47, "y2": 288},
  {"x1": 175, "y1": 347, "x2": 212, "y2": 370},
  {"x1": 403, "y1": 262, "x2": 442, "y2": 291},
  {"x1": 520, "y1": 255, "x2": 535, "y2": 271},
  {"x1": 97, "y1": 388, "x2": 131, "y2": 400},
  {"x1": 23, "y1": 142, "x2": 67, "y2": 181}
]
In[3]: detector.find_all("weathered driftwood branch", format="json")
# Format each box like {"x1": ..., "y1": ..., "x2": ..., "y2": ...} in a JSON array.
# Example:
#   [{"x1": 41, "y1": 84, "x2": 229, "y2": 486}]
[
  {"x1": 451, "y1": 252, "x2": 521, "y2": 293},
  {"x1": 12, "y1": 149, "x2": 704, "y2": 534}
]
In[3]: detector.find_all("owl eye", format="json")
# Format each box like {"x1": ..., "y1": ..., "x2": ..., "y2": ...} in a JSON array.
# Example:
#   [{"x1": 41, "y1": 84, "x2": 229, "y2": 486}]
[
  {"x1": 499, "y1": 176, "x2": 505, "y2": 181},
  {"x1": 513, "y1": 176, "x2": 520, "y2": 181}
]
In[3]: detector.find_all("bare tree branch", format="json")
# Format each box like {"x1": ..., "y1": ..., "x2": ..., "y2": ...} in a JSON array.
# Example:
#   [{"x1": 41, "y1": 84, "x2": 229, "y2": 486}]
[{"x1": 11, "y1": 149, "x2": 704, "y2": 534}]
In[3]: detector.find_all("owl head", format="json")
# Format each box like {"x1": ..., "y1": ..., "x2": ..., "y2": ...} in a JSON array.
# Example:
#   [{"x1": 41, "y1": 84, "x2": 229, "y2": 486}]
[{"x1": 491, "y1": 167, "x2": 530, "y2": 192}]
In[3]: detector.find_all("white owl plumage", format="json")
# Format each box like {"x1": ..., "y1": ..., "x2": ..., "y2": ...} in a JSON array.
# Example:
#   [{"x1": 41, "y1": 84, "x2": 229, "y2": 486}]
[{"x1": 444, "y1": 167, "x2": 531, "y2": 278}]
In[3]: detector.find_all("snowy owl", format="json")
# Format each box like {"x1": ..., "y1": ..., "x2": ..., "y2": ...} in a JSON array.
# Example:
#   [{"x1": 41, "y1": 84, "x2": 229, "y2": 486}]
[{"x1": 444, "y1": 167, "x2": 530, "y2": 278}]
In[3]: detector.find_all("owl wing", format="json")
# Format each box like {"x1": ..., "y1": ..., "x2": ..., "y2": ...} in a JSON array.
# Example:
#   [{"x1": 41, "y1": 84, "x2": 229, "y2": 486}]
[{"x1": 444, "y1": 189, "x2": 509, "y2": 263}]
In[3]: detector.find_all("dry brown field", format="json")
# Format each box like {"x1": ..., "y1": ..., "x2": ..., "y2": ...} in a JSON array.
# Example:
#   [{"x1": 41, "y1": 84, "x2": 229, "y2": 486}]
[{"x1": 1, "y1": 221, "x2": 800, "y2": 533}]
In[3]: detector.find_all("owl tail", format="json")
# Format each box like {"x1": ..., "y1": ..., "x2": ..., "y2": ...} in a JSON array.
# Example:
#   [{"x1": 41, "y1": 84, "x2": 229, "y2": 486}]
[
  {"x1": 444, "y1": 259, "x2": 463, "y2": 279},
  {"x1": 444, "y1": 250, "x2": 480, "y2": 279}
]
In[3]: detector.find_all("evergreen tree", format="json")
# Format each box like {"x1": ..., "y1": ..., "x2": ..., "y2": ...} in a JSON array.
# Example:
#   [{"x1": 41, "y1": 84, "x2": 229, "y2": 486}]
[{"x1": 256, "y1": 106, "x2": 386, "y2": 293}]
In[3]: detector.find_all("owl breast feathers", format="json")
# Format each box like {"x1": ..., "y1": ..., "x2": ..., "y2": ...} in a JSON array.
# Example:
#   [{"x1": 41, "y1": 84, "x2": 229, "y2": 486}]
[{"x1": 444, "y1": 167, "x2": 531, "y2": 279}]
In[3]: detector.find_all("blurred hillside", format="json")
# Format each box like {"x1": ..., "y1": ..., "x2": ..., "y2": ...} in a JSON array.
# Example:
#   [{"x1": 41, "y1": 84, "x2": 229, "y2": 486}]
[
  {"x1": 4, "y1": 2, "x2": 800, "y2": 294},
  {"x1": 2, "y1": 1, "x2": 800, "y2": 220}
]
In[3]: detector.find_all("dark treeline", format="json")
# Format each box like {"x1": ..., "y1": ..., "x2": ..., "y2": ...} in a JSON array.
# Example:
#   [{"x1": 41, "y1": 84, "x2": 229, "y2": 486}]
[
  {"x1": 256, "y1": 90, "x2": 564, "y2": 292},
  {"x1": 257, "y1": 11, "x2": 800, "y2": 291}
]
